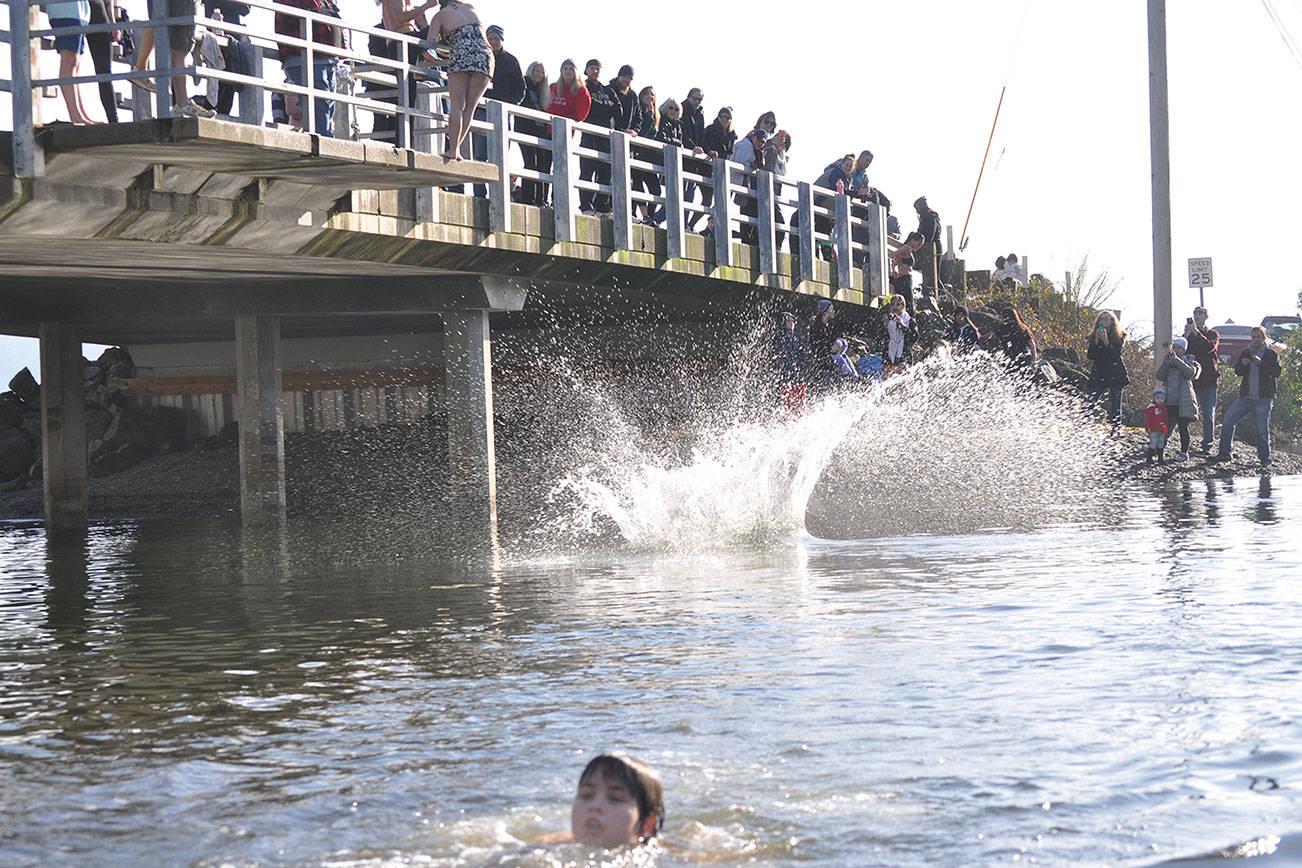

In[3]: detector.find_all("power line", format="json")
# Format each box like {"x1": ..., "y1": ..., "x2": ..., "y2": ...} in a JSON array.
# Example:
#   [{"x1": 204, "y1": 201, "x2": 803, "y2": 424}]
[{"x1": 1260, "y1": 0, "x2": 1302, "y2": 73}]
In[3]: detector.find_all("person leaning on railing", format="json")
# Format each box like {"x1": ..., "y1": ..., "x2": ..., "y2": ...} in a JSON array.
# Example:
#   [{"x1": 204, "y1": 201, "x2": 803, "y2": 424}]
[
  {"x1": 631, "y1": 86, "x2": 660, "y2": 225},
  {"x1": 578, "y1": 58, "x2": 616, "y2": 215},
  {"x1": 515, "y1": 61, "x2": 551, "y2": 207},
  {"x1": 758, "y1": 130, "x2": 790, "y2": 251},
  {"x1": 690, "y1": 104, "x2": 734, "y2": 232},
  {"x1": 274, "y1": 0, "x2": 347, "y2": 136},
  {"x1": 548, "y1": 58, "x2": 590, "y2": 122},
  {"x1": 679, "y1": 88, "x2": 712, "y2": 230},
  {"x1": 472, "y1": 24, "x2": 523, "y2": 196}
]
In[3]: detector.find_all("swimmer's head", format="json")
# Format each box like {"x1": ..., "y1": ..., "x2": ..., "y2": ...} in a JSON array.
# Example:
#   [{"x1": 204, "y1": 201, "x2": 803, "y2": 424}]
[{"x1": 571, "y1": 753, "x2": 664, "y2": 849}]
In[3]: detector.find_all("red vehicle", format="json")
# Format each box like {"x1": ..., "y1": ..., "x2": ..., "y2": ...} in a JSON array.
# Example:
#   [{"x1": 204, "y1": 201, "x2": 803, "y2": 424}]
[{"x1": 1211, "y1": 323, "x2": 1255, "y2": 363}]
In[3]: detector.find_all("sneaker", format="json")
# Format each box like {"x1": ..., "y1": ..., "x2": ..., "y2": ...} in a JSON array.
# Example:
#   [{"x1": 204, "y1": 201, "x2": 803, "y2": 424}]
[
  {"x1": 175, "y1": 100, "x2": 216, "y2": 118},
  {"x1": 1175, "y1": 452, "x2": 1188, "y2": 462},
  {"x1": 135, "y1": 76, "x2": 155, "y2": 92},
  {"x1": 1208, "y1": 452, "x2": 1231, "y2": 463}
]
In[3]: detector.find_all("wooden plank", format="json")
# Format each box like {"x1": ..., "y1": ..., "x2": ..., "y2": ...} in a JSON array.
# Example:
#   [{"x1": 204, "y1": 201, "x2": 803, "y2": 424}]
[{"x1": 111, "y1": 369, "x2": 446, "y2": 396}]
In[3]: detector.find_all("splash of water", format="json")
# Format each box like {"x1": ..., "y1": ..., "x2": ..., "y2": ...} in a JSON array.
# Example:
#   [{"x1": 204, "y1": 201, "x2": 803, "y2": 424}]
[{"x1": 529, "y1": 345, "x2": 1121, "y2": 551}]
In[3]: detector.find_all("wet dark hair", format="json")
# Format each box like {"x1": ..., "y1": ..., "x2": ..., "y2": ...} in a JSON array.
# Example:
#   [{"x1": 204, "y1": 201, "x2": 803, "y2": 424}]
[
  {"x1": 906, "y1": 231, "x2": 924, "y2": 244},
  {"x1": 578, "y1": 753, "x2": 664, "y2": 839}
]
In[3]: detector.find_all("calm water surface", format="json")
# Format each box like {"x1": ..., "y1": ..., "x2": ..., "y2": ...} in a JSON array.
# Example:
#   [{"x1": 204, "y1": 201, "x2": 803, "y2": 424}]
[{"x1": 2, "y1": 475, "x2": 1301, "y2": 866}]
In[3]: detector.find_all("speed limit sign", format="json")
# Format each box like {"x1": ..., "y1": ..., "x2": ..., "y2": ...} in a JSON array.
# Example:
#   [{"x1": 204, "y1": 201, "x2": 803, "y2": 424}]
[{"x1": 1188, "y1": 258, "x2": 1213, "y2": 289}]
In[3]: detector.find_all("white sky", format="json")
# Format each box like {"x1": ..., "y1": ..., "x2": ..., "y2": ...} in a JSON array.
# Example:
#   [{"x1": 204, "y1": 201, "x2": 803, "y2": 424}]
[{"x1": 3, "y1": 0, "x2": 1301, "y2": 377}]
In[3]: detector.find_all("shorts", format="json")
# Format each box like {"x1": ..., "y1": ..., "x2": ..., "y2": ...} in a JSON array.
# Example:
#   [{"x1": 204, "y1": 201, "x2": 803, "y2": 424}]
[
  {"x1": 50, "y1": 18, "x2": 85, "y2": 54},
  {"x1": 166, "y1": 0, "x2": 198, "y2": 52}
]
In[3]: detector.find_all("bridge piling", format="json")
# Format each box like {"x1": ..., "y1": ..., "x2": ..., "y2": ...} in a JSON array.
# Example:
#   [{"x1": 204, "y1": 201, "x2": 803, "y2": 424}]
[
  {"x1": 235, "y1": 315, "x2": 287, "y2": 527},
  {"x1": 442, "y1": 311, "x2": 498, "y2": 545},
  {"x1": 39, "y1": 323, "x2": 89, "y2": 539}
]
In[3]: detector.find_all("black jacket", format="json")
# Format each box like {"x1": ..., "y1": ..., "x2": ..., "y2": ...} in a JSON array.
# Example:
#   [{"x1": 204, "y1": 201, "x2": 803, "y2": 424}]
[
  {"x1": 608, "y1": 79, "x2": 642, "y2": 133},
  {"x1": 682, "y1": 104, "x2": 706, "y2": 150},
  {"x1": 917, "y1": 207, "x2": 941, "y2": 246},
  {"x1": 656, "y1": 116, "x2": 684, "y2": 147},
  {"x1": 487, "y1": 50, "x2": 525, "y2": 104},
  {"x1": 701, "y1": 121, "x2": 736, "y2": 158},
  {"x1": 1086, "y1": 338, "x2": 1129, "y2": 387},
  {"x1": 1234, "y1": 346, "x2": 1282, "y2": 400},
  {"x1": 584, "y1": 79, "x2": 618, "y2": 129}
]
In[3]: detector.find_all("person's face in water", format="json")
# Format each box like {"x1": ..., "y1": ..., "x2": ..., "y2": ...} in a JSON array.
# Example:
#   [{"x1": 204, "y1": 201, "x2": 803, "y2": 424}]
[{"x1": 571, "y1": 769, "x2": 646, "y2": 849}]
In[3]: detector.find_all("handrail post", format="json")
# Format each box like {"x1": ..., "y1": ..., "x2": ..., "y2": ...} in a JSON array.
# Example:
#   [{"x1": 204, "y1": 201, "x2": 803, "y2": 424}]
[
  {"x1": 487, "y1": 100, "x2": 511, "y2": 233},
  {"x1": 835, "y1": 193, "x2": 853, "y2": 288},
  {"x1": 238, "y1": 38, "x2": 264, "y2": 125},
  {"x1": 757, "y1": 170, "x2": 776, "y2": 275},
  {"x1": 414, "y1": 86, "x2": 439, "y2": 223},
  {"x1": 711, "y1": 159, "x2": 732, "y2": 269},
  {"x1": 610, "y1": 130, "x2": 632, "y2": 250},
  {"x1": 395, "y1": 42, "x2": 410, "y2": 149},
  {"x1": 550, "y1": 117, "x2": 576, "y2": 243},
  {"x1": 155, "y1": 10, "x2": 173, "y2": 117},
  {"x1": 303, "y1": 32, "x2": 315, "y2": 134},
  {"x1": 9, "y1": 0, "x2": 45, "y2": 177},
  {"x1": 798, "y1": 182, "x2": 815, "y2": 283},
  {"x1": 866, "y1": 202, "x2": 888, "y2": 299},
  {"x1": 664, "y1": 145, "x2": 685, "y2": 260}
]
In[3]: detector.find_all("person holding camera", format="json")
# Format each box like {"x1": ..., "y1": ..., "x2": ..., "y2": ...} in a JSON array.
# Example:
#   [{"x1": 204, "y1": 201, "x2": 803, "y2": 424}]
[
  {"x1": 1155, "y1": 336, "x2": 1201, "y2": 462},
  {"x1": 1213, "y1": 326, "x2": 1282, "y2": 467},
  {"x1": 1182, "y1": 306, "x2": 1220, "y2": 452},
  {"x1": 1085, "y1": 311, "x2": 1129, "y2": 431}
]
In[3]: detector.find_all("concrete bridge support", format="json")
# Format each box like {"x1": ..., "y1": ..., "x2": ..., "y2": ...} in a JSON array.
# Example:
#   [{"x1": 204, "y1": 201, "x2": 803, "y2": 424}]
[
  {"x1": 235, "y1": 315, "x2": 286, "y2": 527},
  {"x1": 39, "y1": 323, "x2": 89, "y2": 539},
  {"x1": 442, "y1": 311, "x2": 498, "y2": 544}
]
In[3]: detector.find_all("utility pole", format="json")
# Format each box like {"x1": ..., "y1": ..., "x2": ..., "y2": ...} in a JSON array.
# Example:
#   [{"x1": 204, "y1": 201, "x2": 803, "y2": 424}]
[{"x1": 1148, "y1": 0, "x2": 1173, "y2": 363}]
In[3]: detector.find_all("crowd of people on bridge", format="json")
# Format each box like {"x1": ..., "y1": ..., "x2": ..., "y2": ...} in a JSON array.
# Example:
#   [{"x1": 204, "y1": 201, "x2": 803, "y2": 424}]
[{"x1": 44, "y1": 0, "x2": 950, "y2": 261}]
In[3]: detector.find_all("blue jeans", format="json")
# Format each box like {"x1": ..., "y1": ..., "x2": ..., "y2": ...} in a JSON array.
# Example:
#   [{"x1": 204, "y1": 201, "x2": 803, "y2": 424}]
[
  {"x1": 1218, "y1": 396, "x2": 1272, "y2": 463},
  {"x1": 282, "y1": 56, "x2": 336, "y2": 137},
  {"x1": 1194, "y1": 383, "x2": 1216, "y2": 448}
]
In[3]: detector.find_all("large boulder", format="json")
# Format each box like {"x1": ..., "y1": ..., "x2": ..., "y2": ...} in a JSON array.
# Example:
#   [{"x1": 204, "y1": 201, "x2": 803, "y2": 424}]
[
  {"x1": 141, "y1": 405, "x2": 189, "y2": 452},
  {"x1": 8, "y1": 368, "x2": 39, "y2": 404},
  {"x1": 0, "y1": 425, "x2": 36, "y2": 482},
  {"x1": 88, "y1": 406, "x2": 163, "y2": 466},
  {"x1": 95, "y1": 347, "x2": 133, "y2": 371},
  {"x1": 18, "y1": 411, "x2": 42, "y2": 444},
  {"x1": 85, "y1": 405, "x2": 114, "y2": 444},
  {"x1": 0, "y1": 392, "x2": 25, "y2": 428}
]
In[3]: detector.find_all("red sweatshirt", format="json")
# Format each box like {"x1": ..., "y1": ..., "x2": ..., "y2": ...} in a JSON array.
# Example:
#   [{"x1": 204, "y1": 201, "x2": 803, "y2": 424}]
[
  {"x1": 1144, "y1": 402, "x2": 1169, "y2": 434},
  {"x1": 549, "y1": 82, "x2": 592, "y2": 122}
]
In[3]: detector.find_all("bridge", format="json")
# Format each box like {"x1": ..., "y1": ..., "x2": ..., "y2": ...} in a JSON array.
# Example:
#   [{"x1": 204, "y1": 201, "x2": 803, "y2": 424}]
[{"x1": 2, "y1": 0, "x2": 956, "y2": 543}]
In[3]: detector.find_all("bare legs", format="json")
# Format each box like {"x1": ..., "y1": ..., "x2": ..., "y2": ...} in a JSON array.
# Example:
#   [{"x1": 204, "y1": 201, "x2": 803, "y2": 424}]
[
  {"x1": 443, "y1": 70, "x2": 490, "y2": 160},
  {"x1": 171, "y1": 47, "x2": 190, "y2": 108},
  {"x1": 57, "y1": 49, "x2": 95, "y2": 124}
]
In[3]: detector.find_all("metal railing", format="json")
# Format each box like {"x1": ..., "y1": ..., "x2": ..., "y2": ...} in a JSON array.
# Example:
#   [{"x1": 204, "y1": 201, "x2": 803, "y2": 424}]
[{"x1": 3, "y1": 0, "x2": 894, "y2": 292}]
